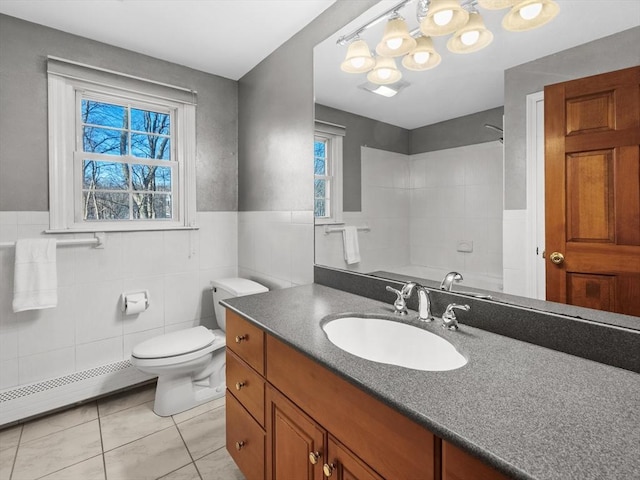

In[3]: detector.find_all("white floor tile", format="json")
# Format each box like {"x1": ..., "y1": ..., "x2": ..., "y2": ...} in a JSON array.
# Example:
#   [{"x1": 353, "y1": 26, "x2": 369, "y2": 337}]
[
  {"x1": 97, "y1": 384, "x2": 156, "y2": 418},
  {"x1": 38, "y1": 454, "x2": 105, "y2": 480},
  {"x1": 195, "y1": 448, "x2": 245, "y2": 480},
  {"x1": 158, "y1": 462, "x2": 201, "y2": 480},
  {"x1": 100, "y1": 400, "x2": 173, "y2": 451},
  {"x1": 176, "y1": 407, "x2": 226, "y2": 460},
  {"x1": 21, "y1": 402, "x2": 98, "y2": 443}
]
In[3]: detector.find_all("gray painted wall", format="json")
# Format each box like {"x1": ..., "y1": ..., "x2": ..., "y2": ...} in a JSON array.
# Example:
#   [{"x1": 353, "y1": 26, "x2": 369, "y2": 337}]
[
  {"x1": 410, "y1": 107, "x2": 504, "y2": 154},
  {"x1": 237, "y1": 0, "x2": 379, "y2": 212},
  {"x1": 0, "y1": 14, "x2": 238, "y2": 212},
  {"x1": 315, "y1": 103, "x2": 409, "y2": 212},
  {"x1": 504, "y1": 26, "x2": 640, "y2": 210}
]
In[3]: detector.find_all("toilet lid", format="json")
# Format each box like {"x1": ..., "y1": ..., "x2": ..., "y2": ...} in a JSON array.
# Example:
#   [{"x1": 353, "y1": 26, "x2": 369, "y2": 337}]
[{"x1": 132, "y1": 326, "x2": 216, "y2": 359}]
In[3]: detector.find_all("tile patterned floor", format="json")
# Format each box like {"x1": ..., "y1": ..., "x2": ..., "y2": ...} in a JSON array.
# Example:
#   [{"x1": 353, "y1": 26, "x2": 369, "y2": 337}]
[{"x1": 0, "y1": 384, "x2": 245, "y2": 480}]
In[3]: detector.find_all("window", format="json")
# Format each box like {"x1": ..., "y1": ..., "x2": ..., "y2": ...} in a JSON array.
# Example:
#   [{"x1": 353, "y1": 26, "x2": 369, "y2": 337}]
[
  {"x1": 48, "y1": 57, "x2": 196, "y2": 231},
  {"x1": 314, "y1": 121, "x2": 344, "y2": 224}
]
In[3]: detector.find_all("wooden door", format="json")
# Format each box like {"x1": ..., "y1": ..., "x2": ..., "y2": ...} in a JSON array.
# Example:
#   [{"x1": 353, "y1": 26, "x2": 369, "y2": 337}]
[
  {"x1": 324, "y1": 436, "x2": 384, "y2": 480},
  {"x1": 545, "y1": 66, "x2": 640, "y2": 316},
  {"x1": 266, "y1": 385, "x2": 325, "y2": 480}
]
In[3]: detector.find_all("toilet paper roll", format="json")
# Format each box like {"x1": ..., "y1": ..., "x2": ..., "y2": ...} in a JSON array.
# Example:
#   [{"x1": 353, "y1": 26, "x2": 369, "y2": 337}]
[{"x1": 124, "y1": 292, "x2": 147, "y2": 315}]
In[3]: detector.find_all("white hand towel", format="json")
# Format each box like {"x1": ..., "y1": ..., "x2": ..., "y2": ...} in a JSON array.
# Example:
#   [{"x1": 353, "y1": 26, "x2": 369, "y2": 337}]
[
  {"x1": 13, "y1": 238, "x2": 58, "y2": 313},
  {"x1": 342, "y1": 226, "x2": 361, "y2": 265}
]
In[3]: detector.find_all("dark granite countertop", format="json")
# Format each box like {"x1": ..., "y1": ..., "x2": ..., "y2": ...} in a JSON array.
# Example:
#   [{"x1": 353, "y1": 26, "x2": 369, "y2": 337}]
[{"x1": 222, "y1": 283, "x2": 640, "y2": 480}]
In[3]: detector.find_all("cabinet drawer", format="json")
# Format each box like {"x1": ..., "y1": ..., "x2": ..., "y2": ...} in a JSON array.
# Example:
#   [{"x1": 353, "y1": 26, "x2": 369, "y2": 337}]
[
  {"x1": 226, "y1": 310, "x2": 265, "y2": 374},
  {"x1": 266, "y1": 335, "x2": 436, "y2": 480},
  {"x1": 226, "y1": 391, "x2": 265, "y2": 480},
  {"x1": 227, "y1": 350, "x2": 265, "y2": 426}
]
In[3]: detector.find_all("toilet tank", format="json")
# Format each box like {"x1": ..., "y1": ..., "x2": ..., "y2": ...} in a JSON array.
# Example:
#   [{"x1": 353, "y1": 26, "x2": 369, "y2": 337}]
[{"x1": 210, "y1": 278, "x2": 268, "y2": 331}]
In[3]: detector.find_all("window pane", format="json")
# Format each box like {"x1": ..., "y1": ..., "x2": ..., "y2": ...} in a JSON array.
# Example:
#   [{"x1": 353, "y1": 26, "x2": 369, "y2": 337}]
[
  {"x1": 83, "y1": 192, "x2": 129, "y2": 220},
  {"x1": 314, "y1": 179, "x2": 326, "y2": 198},
  {"x1": 83, "y1": 160, "x2": 128, "y2": 190},
  {"x1": 314, "y1": 199, "x2": 327, "y2": 218},
  {"x1": 133, "y1": 194, "x2": 172, "y2": 219},
  {"x1": 81, "y1": 100, "x2": 126, "y2": 128},
  {"x1": 83, "y1": 126, "x2": 128, "y2": 155},
  {"x1": 131, "y1": 165, "x2": 172, "y2": 192},
  {"x1": 131, "y1": 134, "x2": 171, "y2": 160},
  {"x1": 314, "y1": 140, "x2": 327, "y2": 175},
  {"x1": 131, "y1": 108, "x2": 170, "y2": 135}
]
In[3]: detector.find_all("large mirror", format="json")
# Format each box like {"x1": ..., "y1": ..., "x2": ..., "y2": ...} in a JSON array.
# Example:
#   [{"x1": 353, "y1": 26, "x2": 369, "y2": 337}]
[{"x1": 313, "y1": 0, "x2": 640, "y2": 324}]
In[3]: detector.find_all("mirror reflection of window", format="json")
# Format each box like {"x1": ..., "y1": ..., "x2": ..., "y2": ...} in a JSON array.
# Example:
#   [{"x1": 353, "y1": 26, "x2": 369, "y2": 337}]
[{"x1": 314, "y1": 121, "x2": 345, "y2": 225}]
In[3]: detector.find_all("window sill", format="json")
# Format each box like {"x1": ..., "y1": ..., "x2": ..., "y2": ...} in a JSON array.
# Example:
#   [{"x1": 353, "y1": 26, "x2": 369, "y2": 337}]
[{"x1": 45, "y1": 225, "x2": 199, "y2": 234}]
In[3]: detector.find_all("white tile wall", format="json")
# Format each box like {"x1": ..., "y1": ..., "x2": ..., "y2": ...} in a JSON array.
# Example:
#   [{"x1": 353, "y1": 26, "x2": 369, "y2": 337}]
[
  {"x1": 238, "y1": 211, "x2": 314, "y2": 290},
  {"x1": 0, "y1": 211, "x2": 238, "y2": 391},
  {"x1": 503, "y1": 209, "x2": 528, "y2": 296}
]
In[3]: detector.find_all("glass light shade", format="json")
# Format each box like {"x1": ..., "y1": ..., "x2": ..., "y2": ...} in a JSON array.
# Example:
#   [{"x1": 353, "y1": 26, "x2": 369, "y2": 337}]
[
  {"x1": 376, "y1": 18, "x2": 418, "y2": 57},
  {"x1": 367, "y1": 56, "x2": 402, "y2": 85},
  {"x1": 447, "y1": 13, "x2": 493, "y2": 54},
  {"x1": 402, "y1": 36, "x2": 442, "y2": 71},
  {"x1": 503, "y1": 0, "x2": 559, "y2": 31},
  {"x1": 477, "y1": 0, "x2": 516, "y2": 9},
  {"x1": 420, "y1": 0, "x2": 470, "y2": 37},
  {"x1": 340, "y1": 40, "x2": 375, "y2": 73}
]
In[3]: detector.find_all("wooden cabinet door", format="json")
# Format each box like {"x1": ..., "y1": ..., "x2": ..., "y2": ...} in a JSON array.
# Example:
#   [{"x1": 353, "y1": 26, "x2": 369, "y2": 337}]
[
  {"x1": 442, "y1": 441, "x2": 510, "y2": 480},
  {"x1": 266, "y1": 385, "x2": 325, "y2": 480},
  {"x1": 545, "y1": 66, "x2": 640, "y2": 315},
  {"x1": 324, "y1": 436, "x2": 383, "y2": 480}
]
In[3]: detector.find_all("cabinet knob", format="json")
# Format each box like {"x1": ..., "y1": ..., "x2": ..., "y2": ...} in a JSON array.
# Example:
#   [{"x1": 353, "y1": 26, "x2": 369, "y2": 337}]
[
  {"x1": 235, "y1": 334, "x2": 247, "y2": 343},
  {"x1": 323, "y1": 463, "x2": 334, "y2": 477},
  {"x1": 235, "y1": 381, "x2": 246, "y2": 390},
  {"x1": 235, "y1": 441, "x2": 245, "y2": 451},
  {"x1": 309, "y1": 451, "x2": 322, "y2": 465}
]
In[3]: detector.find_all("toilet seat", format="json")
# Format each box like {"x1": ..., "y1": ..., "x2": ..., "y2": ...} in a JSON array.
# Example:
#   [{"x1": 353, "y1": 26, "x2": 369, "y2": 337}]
[{"x1": 132, "y1": 326, "x2": 217, "y2": 359}]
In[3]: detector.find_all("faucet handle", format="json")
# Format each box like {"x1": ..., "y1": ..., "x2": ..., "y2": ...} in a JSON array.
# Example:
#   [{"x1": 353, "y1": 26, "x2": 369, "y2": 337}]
[
  {"x1": 386, "y1": 285, "x2": 408, "y2": 315},
  {"x1": 442, "y1": 303, "x2": 470, "y2": 330}
]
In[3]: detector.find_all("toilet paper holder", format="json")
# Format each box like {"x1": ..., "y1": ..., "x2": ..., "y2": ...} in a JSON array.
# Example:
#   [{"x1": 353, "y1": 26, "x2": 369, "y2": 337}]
[{"x1": 121, "y1": 290, "x2": 150, "y2": 315}]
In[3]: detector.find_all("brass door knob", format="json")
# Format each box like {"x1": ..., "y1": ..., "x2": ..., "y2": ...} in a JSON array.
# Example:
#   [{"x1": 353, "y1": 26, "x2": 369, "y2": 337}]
[
  {"x1": 235, "y1": 441, "x2": 245, "y2": 451},
  {"x1": 309, "y1": 451, "x2": 321, "y2": 465},
  {"x1": 549, "y1": 252, "x2": 565, "y2": 265},
  {"x1": 235, "y1": 334, "x2": 247, "y2": 343},
  {"x1": 235, "y1": 381, "x2": 246, "y2": 390},
  {"x1": 323, "y1": 463, "x2": 334, "y2": 477}
]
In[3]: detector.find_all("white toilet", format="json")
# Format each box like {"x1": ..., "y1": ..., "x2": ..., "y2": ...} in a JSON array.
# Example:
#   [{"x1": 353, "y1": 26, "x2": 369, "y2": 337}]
[{"x1": 130, "y1": 277, "x2": 268, "y2": 416}]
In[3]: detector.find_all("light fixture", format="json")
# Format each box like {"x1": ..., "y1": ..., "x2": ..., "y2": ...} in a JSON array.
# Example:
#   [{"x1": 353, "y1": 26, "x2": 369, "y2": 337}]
[
  {"x1": 447, "y1": 12, "x2": 493, "y2": 54},
  {"x1": 340, "y1": 39, "x2": 376, "y2": 73},
  {"x1": 420, "y1": 0, "x2": 470, "y2": 37},
  {"x1": 359, "y1": 80, "x2": 411, "y2": 98},
  {"x1": 477, "y1": 0, "x2": 516, "y2": 9},
  {"x1": 503, "y1": 0, "x2": 559, "y2": 31},
  {"x1": 402, "y1": 36, "x2": 442, "y2": 71},
  {"x1": 376, "y1": 17, "x2": 417, "y2": 57},
  {"x1": 367, "y1": 56, "x2": 402, "y2": 85}
]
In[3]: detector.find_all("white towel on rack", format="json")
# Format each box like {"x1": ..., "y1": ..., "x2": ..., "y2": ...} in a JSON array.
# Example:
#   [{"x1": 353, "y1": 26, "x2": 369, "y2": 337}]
[
  {"x1": 12, "y1": 238, "x2": 58, "y2": 313},
  {"x1": 342, "y1": 226, "x2": 361, "y2": 265}
]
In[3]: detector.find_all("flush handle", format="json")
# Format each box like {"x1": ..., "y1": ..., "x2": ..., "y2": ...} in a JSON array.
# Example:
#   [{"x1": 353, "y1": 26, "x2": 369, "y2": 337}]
[{"x1": 550, "y1": 252, "x2": 565, "y2": 265}]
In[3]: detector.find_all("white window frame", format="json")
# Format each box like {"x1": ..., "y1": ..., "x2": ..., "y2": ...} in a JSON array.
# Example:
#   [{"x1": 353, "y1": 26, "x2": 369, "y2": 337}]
[
  {"x1": 314, "y1": 121, "x2": 344, "y2": 225},
  {"x1": 48, "y1": 59, "x2": 197, "y2": 232}
]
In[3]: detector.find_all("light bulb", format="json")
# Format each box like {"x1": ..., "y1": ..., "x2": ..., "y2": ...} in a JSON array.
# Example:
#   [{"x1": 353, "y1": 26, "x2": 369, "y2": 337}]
[
  {"x1": 377, "y1": 68, "x2": 392, "y2": 80},
  {"x1": 461, "y1": 30, "x2": 480, "y2": 46},
  {"x1": 519, "y1": 2, "x2": 543, "y2": 20},
  {"x1": 434, "y1": 9, "x2": 454, "y2": 26},
  {"x1": 413, "y1": 51, "x2": 431, "y2": 64},
  {"x1": 386, "y1": 37, "x2": 403, "y2": 50},
  {"x1": 350, "y1": 57, "x2": 366, "y2": 69}
]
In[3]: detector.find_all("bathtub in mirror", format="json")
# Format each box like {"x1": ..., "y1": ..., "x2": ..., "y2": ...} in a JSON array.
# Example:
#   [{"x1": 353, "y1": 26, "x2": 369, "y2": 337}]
[{"x1": 312, "y1": 0, "x2": 640, "y2": 324}]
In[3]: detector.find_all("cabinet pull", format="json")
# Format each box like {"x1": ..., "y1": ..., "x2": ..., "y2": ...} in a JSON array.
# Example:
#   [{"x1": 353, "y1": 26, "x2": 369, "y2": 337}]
[
  {"x1": 235, "y1": 381, "x2": 246, "y2": 390},
  {"x1": 235, "y1": 334, "x2": 247, "y2": 343},
  {"x1": 309, "y1": 451, "x2": 322, "y2": 465},
  {"x1": 235, "y1": 441, "x2": 245, "y2": 451},
  {"x1": 323, "y1": 463, "x2": 335, "y2": 477}
]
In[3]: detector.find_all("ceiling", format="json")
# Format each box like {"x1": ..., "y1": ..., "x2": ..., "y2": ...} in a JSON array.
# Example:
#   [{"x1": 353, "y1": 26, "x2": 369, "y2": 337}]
[
  {"x1": 314, "y1": 0, "x2": 640, "y2": 129},
  {"x1": 0, "y1": 0, "x2": 337, "y2": 80}
]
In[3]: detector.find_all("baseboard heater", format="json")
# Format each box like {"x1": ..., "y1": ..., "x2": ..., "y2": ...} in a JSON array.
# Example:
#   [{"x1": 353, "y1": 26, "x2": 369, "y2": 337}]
[{"x1": 0, "y1": 360, "x2": 154, "y2": 427}]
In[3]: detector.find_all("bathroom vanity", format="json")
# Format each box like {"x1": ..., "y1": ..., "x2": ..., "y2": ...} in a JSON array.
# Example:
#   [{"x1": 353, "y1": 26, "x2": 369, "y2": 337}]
[{"x1": 222, "y1": 284, "x2": 640, "y2": 480}]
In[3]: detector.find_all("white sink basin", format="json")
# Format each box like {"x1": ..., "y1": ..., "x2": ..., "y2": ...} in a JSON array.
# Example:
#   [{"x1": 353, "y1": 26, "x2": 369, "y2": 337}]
[{"x1": 322, "y1": 315, "x2": 467, "y2": 372}]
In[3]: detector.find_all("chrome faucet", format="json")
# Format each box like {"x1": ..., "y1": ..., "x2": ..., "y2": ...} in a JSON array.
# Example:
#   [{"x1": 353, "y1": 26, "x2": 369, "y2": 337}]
[
  {"x1": 440, "y1": 271, "x2": 463, "y2": 291},
  {"x1": 386, "y1": 282, "x2": 433, "y2": 322},
  {"x1": 441, "y1": 303, "x2": 470, "y2": 330}
]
